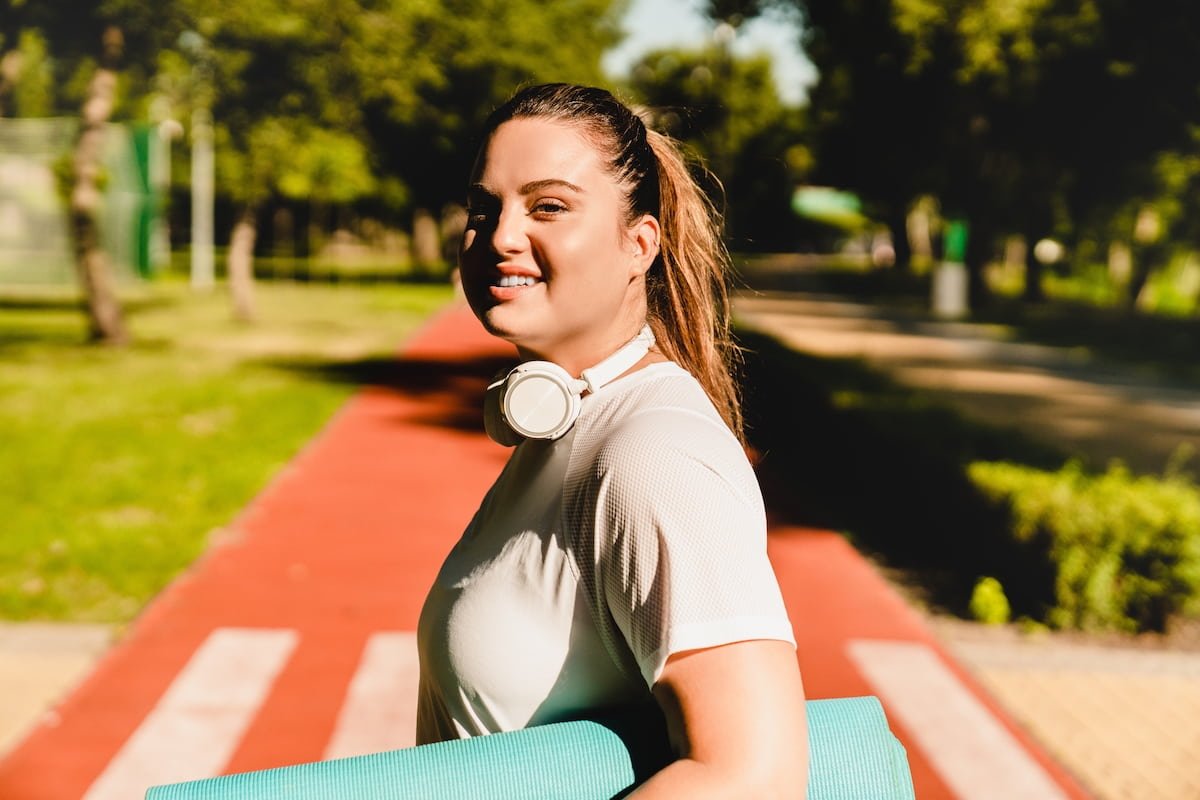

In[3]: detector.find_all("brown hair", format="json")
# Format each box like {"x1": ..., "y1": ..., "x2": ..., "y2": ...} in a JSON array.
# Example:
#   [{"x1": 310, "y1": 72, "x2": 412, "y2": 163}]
[{"x1": 478, "y1": 83, "x2": 743, "y2": 439}]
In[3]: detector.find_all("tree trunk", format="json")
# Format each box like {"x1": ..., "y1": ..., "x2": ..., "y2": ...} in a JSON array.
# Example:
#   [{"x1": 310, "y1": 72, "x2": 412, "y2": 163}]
[
  {"x1": 964, "y1": 219, "x2": 993, "y2": 310},
  {"x1": 1127, "y1": 207, "x2": 1164, "y2": 311},
  {"x1": 412, "y1": 207, "x2": 441, "y2": 275},
  {"x1": 70, "y1": 27, "x2": 127, "y2": 345},
  {"x1": 228, "y1": 205, "x2": 258, "y2": 322},
  {"x1": 908, "y1": 199, "x2": 936, "y2": 268},
  {"x1": 886, "y1": 206, "x2": 911, "y2": 271},
  {"x1": 1022, "y1": 233, "x2": 1045, "y2": 302},
  {"x1": 1125, "y1": 243, "x2": 1162, "y2": 311},
  {"x1": 0, "y1": 48, "x2": 22, "y2": 118}
]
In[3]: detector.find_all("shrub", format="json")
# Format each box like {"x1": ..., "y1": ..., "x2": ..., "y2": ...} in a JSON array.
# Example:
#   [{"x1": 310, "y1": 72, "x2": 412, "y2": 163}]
[
  {"x1": 968, "y1": 460, "x2": 1200, "y2": 632},
  {"x1": 969, "y1": 577, "x2": 1012, "y2": 625}
]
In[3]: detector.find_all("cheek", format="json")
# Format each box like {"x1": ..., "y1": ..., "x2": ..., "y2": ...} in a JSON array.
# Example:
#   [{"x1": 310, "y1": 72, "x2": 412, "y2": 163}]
[
  {"x1": 541, "y1": 225, "x2": 628, "y2": 288},
  {"x1": 460, "y1": 228, "x2": 477, "y2": 259},
  {"x1": 459, "y1": 229, "x2": 490, "y2": 278},
  {"x1": 457, "y1": 230, "x2": 492, "y2": 298}
]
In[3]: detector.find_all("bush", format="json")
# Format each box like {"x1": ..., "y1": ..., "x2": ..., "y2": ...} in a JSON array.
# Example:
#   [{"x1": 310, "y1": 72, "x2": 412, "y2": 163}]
[
  {"x1": 968, "y1": 460, "x2": 1200, "y2": 632},
  {"x1": 969, "y1": 577, "x2": 1012, "y2": 625}
]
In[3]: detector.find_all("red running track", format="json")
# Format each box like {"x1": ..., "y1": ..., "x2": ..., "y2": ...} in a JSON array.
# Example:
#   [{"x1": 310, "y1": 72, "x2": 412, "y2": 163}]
[{"x1": 0, "y1": 302, "x2": 1090, "y2": 800}]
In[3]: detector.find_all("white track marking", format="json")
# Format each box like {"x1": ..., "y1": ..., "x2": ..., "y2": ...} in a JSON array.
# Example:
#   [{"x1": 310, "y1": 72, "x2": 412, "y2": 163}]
[
  {"x1": 324, "y1": 631, "x2": 419, "y2": 759},
  {"x1": 848, "y1": 639, "x2": 1068, "y2": 800},
  {"x1": 82, "y1": 628, "x2": 298, "y2": 800}
]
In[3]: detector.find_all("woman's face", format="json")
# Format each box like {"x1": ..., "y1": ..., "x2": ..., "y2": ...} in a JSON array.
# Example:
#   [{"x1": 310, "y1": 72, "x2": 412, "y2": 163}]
[{"x1": 459, "y1": 117, "x2": 659, "y2": 373}]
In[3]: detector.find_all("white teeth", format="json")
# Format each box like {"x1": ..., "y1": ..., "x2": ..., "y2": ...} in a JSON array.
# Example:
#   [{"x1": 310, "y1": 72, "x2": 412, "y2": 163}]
[{"x1": 497, "y1": 275, "x2": 539, "y2": 288}]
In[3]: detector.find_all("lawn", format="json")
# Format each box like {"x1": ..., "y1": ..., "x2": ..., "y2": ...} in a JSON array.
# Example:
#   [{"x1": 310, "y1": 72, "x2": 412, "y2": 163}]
[{"x1": 0, "y1": 278, "x2": 454, "y2": 623}]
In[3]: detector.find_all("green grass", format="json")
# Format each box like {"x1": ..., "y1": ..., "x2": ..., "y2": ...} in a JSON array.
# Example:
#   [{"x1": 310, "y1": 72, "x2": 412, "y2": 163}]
[{"x1": 0, "y1": 277, "x2": 454, "y2": 623}]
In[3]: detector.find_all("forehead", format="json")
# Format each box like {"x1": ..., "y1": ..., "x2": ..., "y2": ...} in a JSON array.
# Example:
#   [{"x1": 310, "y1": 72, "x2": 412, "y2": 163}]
[{"x1": 473, "y1": 117, "x2": 611, "y2": 189}]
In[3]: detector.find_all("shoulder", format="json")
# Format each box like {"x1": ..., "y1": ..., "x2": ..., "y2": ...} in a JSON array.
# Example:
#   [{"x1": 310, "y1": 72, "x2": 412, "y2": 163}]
[{"x1": 588, "y1": 366, "x2": 760, "y2": 513}]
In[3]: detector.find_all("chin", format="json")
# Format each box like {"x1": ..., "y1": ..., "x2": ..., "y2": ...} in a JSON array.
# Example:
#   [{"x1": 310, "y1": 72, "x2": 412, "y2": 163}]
[{"x1": 477, "y1": 305, "x2": 530, "y2": 346}]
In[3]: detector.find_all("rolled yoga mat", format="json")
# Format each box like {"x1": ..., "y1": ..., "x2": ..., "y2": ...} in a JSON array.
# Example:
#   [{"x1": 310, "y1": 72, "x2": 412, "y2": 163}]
[{"x1": 146, "y1": 696, "x2": 914, "y2": 800}]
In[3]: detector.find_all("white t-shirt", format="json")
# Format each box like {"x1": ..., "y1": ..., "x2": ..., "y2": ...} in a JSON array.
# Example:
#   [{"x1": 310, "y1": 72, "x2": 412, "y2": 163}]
[{"x1": 415, "y1": 362, "x2": 795, "y2": 744}]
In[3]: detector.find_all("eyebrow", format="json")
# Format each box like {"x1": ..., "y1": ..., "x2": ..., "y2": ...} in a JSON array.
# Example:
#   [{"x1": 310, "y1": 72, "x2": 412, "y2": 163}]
[
  {"x1": 468, "y1": 178, "x2": 584, "y2": 197},
  {"x1": 520, "y1": 178, "x2": 583, "y2": 194}
]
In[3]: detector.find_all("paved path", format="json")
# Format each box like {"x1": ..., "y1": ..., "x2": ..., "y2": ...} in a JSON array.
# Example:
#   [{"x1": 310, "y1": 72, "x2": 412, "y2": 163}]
[
  {"x1": 0, "y1": 302, "x2": 1090, "y2": 799},
  {"x1": 733, "y1": 292, "x2": 1200, "y2": 476},
  {"x1": 734, "y1": 284, "x2": 1200, "y2": 800}
]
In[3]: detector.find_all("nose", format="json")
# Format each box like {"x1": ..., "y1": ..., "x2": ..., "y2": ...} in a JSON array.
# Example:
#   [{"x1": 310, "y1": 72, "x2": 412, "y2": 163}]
[{"x1": 489, "y1": 204, "x2": 527, "y2": 255}]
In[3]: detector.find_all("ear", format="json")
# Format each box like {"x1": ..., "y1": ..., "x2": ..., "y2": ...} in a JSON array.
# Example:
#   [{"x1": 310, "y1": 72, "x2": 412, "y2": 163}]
[{"x1": 627, "y1": 214, "x2": 661, "y2": 279}]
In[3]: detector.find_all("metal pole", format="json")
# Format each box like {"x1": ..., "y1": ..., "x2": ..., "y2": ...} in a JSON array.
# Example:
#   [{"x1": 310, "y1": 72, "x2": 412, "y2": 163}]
[{"x1": 191, "y1": 106, "x2": 214, "y2": 290}]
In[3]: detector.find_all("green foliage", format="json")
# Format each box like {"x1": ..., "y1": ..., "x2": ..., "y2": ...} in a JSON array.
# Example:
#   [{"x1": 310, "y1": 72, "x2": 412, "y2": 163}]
[
  {"x1": 968, "y1": 576, "x2": 1011, "y2": 624},
  {"x1": 6, "y1": 0, "x2": 625, "y2": 218},
  {"x1": 630, "y1": 46, "x2": 788, "y2": 160},
  {"x1": 626, "y1": 45, "x2": 807, "y2": 250},
  {"x1": 737, "y1": 320, "x2": 1069, "y2": 624},
  {"x1": 968, "y1": 459, "x2": 1200, "y2": 632},
  {"x1": 1039, "y1": 260, "x2": 1122, "y2": 307},
  {"x1": 361, "y1": 0, "x2": 626, "y2": 212},
  {"x1": 11, "y1": 28, "x2": 54, "y2": 116},
  {"x1": 0, "y1": 279, "x2": 453, "y2": 621},
  {"x1": 737, "y1": 281, "x2": 1200, "y2": 633},
  {"x1": 215, "y1": 117, "x2": 374, "y2": 205},
  {"x1": 775, "y1": 0, "x2": 1200, "y2": 293}
]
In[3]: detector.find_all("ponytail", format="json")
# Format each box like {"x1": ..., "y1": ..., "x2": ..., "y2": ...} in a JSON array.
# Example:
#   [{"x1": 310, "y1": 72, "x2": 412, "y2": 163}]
[{"x1": 645, "y1": 131, "x2": 743, "y2": 441}]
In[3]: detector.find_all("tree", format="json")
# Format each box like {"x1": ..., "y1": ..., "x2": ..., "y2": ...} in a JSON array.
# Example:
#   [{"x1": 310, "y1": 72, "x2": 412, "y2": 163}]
[
  {"x1": 168, "y1": 0, "x2": 381, "y2": 319},
  {"x1": 780, "y1": 0, "x2": 957, "y2": 271},
  {"x1": 68, "y1": 25, "x2": 129, "y2": 343},
  {"x1": 2, "y1": 0, "x2": 190, "y2": 342},
  {"x1": 627, "y1": 46, "x2": 808, "y2": 251},
  {"x1": 766, "y1": 0, "x2": 1200, "y2": 308},
  {"x1": 356, "y1": 0, "x2": 625, "y2": 246},
  {"x1": 175, "y1": 0, "x2": 625, "y2": 296},
  {"x1": 7, "y1": 0, "x2": 631, "y2": 328}
]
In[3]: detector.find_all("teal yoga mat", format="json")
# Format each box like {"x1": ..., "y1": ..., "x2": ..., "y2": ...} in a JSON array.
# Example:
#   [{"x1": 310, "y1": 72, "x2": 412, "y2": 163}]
[{"x1": 146, "y1": 696, "x2": 913, "y2": 799}]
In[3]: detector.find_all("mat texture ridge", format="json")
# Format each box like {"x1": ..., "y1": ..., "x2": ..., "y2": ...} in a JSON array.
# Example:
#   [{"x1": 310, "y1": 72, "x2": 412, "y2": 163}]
[{"x1": 146, "y1": 696, "x2": 913, "y2": 799}]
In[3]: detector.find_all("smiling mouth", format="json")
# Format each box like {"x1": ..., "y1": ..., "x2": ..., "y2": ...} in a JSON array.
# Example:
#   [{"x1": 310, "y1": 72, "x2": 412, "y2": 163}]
[{"x1": 495, "y1": 275, "x2": 541, "y2": 288}]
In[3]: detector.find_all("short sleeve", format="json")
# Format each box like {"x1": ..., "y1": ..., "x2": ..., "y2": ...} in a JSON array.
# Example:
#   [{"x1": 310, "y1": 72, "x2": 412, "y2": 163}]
[{"x1": 592, "y1": 409, "x2": 795, "y2": 688}]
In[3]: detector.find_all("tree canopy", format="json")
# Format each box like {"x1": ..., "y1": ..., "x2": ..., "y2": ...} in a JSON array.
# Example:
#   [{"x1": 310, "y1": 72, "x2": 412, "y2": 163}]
[
  {"x1": 762, "y1": 0, "x2": 1200, "y2": 304},
  {"x1": 626, "y1": 44, "x2": 808, "y2": 251},
  {"x1": 2, "y1": 0, "x2": 628, "y2": 220}
]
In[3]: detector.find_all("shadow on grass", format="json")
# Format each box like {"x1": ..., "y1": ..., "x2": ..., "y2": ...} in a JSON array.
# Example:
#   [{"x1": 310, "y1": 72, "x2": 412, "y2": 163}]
[
  {"x1": 259, "y1": 352, "x2": 518, "y2": 435},
  {"x1": 739, "y1": 327, "x2": 1066, "y2": 618},
  {"x1": 0, "y1": 292, "x2": 183, "y2": 350},
  {"x1": 0, "y1": 292, "x2": 177, "y2": 313}
]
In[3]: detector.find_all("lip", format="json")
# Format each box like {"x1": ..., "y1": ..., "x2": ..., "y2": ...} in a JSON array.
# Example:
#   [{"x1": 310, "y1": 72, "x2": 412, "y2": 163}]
[
  {"x1": 494, "y1": 264, "x2": 542, "y2": 280},
  {"x1": 487, "y1": 264, "x2": 544, "y2": 301}
]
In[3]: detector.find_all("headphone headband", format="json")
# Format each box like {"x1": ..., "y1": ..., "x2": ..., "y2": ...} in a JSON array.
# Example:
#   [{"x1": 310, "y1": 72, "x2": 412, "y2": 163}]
[
  {"x1": 484, "y1": 325, "x2": 656, "y2": 444},
  {"x1": 580, "y1": 325, "x2": 655, "y2": 394}
]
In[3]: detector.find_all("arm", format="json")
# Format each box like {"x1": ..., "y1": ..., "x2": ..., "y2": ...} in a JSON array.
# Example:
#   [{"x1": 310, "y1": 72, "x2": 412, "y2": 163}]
[{"x1": 628, "y1": 639, "x2": 808, "y2": 799}]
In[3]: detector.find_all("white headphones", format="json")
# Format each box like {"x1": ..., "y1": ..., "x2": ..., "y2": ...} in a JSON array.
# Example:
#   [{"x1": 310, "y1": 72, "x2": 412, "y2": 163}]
[{"x1": 484, "y1": 325, "x2": 656, "y2": 446}]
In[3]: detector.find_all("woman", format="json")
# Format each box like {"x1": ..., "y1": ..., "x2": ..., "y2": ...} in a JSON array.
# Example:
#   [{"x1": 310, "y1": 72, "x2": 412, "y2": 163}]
[{"x1": 416, "y1": 83, "x2": 808, "y2": 797}]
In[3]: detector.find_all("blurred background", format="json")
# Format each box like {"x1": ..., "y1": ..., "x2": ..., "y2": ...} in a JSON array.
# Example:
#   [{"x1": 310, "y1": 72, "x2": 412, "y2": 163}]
[{"x1": 2, "y1": 0, "x2": 1200, "y2": 797}]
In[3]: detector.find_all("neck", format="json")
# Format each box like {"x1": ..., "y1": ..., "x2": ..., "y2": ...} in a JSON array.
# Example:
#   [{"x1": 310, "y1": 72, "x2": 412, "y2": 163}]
[{"x1": 518, "y1": 316, "x2": 652, "y2": 378}]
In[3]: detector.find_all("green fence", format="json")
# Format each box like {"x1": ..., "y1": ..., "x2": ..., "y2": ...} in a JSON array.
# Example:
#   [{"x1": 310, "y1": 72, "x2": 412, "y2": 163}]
[{"x1": 0, "y1": 117, "x2": 164, "y2": 286}]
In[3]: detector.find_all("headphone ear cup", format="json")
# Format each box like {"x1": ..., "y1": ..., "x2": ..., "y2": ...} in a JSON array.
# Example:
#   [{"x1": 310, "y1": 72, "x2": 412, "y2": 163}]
[
  {"x1": 501, "y1": 362, "x2": 581, "y2": 441},
  {"x1": 481, "y1": 327, "x2": 653, "y2": 446},
  {"x1": 484, "y1": 375, "x2": 527, "y2": 447}
]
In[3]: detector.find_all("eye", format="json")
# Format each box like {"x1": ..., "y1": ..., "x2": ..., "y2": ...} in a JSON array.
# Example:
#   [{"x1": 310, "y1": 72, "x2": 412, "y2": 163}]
[
  {"x1": 465, "y1": 203, "x2": 498, "y2": 226},
  {"x1": 530, "y1": 199, "x2": 567, "y2": 217}
]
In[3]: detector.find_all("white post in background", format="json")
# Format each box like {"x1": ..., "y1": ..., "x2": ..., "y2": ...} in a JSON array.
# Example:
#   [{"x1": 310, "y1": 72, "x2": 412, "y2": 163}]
[
  {"x1": 932, "y1": 219, "x2": 969, "y2": 319},
  {"x1": 191, "y1": 106, "x2": 214, "y2": 290}
]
